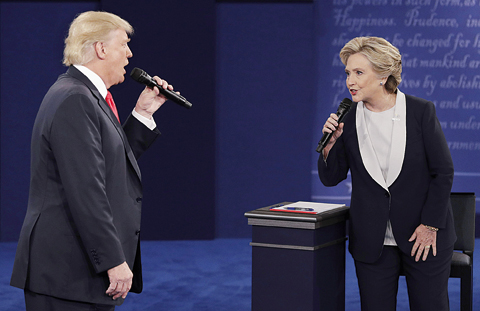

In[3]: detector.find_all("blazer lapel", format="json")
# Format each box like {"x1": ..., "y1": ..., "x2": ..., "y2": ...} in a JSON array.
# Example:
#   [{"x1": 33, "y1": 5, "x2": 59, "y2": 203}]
[
  {"x1": 356, "y1": 102, "x2": 388, "y2": 190},
  {"x1": 385, "y1": 90, "x2": 406, "y2": 187},
  {"x1": 67, "y1": 67, "x2": 142, "y2": 181},
  {"x1": 98, "y1": 95, "x2": 142, "y2": 181},
  {"x1": 356, "y1": 90, "x2": 407, "y2": 190}
]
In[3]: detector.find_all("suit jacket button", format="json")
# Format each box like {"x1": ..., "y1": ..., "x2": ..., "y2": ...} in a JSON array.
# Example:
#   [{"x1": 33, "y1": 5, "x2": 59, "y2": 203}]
[
  {"x1": 136, "y1": 197, "x2": 142, "y2": 203},
  {"x1": 135, "y1": 230, "x2": 141, "y2": 235},
  {"x1": 385, "y1": 192, "x2": 390, "y2": 198}
]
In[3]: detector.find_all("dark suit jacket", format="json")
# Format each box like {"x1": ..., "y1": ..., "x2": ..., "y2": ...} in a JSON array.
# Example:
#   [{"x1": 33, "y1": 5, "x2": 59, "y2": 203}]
[
  {"x1": 318, "y1": 92, "x2": 456, "y2": 264},
  {"x1": 10, "y1": 66, "x2": 160, "y2": 305}
]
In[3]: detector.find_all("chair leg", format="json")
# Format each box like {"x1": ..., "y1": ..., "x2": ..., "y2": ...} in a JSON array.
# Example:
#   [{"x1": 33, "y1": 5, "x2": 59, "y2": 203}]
[{"x1": 460, "y1": 270, "x2": 473, "y2": 311}]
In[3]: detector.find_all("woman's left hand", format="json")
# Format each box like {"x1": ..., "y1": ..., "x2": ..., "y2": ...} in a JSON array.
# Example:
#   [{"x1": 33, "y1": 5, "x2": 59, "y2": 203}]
[{"x1": 408, "y1": 224, "x2": 437, "y2": 262}]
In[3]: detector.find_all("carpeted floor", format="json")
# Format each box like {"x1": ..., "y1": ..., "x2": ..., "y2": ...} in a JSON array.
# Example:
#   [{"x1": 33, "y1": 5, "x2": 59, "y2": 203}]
[{"x1": 1, "y1": 238, "x2": 479, "y2": 310}]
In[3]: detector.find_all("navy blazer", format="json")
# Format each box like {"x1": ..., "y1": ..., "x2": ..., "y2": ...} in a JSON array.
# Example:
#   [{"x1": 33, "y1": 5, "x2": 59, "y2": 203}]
[
  {"x1": 11, "y1": 66, "x2": 160, "y2": 305},
  {"x1": 318, "y1": 92, "x2": 456, "y2": 264}
]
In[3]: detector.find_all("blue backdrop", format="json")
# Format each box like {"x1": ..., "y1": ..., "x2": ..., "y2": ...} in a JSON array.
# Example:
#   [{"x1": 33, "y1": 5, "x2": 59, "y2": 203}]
[
  {"x1": 215, "y1": 2, "x2": 314, "y2": 237},
  {"x1": 1, "y1": 0, "x2": 478, "y2": 242},
  {"x1": 311, "y1": 1, "x2": 480, "y2": 211},
  {"x1": 0, "y1": 2, "x2": 102, "y2": 241},
  {"x1": 0, "y1": 0, "x2": 217, "y2": 241},
  {"x1": 0, "y1": 0, "x2": 314, "y2": 241}
]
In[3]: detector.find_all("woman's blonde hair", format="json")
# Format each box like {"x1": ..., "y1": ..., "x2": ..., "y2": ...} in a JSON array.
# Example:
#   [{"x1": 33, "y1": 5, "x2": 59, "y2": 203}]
[
  {"x1": 339, "y1": 37, "x2": 402, "y2": 94},
  {"x1": 63, "y1": 11, "x2": 133, "y2": 66}
]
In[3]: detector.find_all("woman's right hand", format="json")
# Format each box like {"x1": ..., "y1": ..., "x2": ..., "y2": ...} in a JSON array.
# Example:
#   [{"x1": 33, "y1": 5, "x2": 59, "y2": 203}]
[{"x1": 322, "y1": 113, "x2": 344, "y2": 157}]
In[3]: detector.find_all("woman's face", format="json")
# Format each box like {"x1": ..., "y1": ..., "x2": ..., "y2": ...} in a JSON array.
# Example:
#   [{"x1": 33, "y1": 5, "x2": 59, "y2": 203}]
[{"x1": 344, "y1": 53, "x2": 384, "y2": 104}]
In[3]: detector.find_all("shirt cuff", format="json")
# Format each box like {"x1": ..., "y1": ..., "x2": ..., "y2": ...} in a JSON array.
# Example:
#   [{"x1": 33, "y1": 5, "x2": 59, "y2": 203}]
[
  {"x1": 132, "y1": 109, "x2": 157, "y2": 131},
  {"x1": 322, "y1": 151, "x2": 329, "y2": 165}
]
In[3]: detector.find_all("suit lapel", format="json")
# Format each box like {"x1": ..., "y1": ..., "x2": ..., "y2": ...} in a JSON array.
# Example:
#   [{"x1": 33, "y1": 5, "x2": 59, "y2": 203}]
[
  {"x1": 97, "y1": 94, "x2": 142, "y2": 181},
  {"x1": 66, "y1": 67, "x2": 142, "y2": 181},
  {"x1": 385, "y1": 90, "x2": 406, "y2": 187},
  {"x1": 356, "y1": 102, "x2": 388, "y2": 190},
  {"x1": 356, "y1": 89, "x2": 407, "y2": 190}
]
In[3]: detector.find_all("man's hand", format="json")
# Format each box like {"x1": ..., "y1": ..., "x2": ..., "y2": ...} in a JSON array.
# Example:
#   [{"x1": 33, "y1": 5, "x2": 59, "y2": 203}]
[
  {"x1": 134, "y1": 76, "x2": 177, "y2": 119},
  {"x1": 106, "y1": 261, "x2": 133, "y2": 300}
]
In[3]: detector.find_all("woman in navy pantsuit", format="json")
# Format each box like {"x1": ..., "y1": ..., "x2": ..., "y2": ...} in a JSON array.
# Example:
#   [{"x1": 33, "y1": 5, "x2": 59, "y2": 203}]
[{"x1": 318, "y1": 37, "x2": 455, "y2": 311}]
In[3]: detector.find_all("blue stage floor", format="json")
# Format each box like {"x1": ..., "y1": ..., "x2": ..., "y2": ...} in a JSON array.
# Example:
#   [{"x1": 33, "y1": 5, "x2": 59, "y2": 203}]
[{"x1": 1, "y1": 238, "x2": 479, "y2": 310}]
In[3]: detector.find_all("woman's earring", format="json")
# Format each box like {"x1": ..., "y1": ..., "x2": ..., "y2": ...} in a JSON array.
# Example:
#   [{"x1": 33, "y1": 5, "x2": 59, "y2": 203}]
[{"x1": 380, "y1": 82, "x2": 384, "y2": 86}]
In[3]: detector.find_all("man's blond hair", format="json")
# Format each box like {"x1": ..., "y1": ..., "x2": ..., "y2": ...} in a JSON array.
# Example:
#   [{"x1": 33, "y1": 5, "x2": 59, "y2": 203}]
[{"x1": 63, "y1": 11, "x2": 133, "y2": 66}]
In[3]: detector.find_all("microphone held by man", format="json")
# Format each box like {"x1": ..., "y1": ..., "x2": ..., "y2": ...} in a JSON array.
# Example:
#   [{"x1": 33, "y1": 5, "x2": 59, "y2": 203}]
[{"x1": 130, "y1": 67, "x2": 192, "y2": 109}]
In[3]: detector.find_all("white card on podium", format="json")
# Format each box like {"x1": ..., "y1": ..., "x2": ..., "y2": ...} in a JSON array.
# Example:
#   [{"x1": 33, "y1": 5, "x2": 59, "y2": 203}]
[{"x1": 269, "y1": 201, "x2": 346, "y2": 214}]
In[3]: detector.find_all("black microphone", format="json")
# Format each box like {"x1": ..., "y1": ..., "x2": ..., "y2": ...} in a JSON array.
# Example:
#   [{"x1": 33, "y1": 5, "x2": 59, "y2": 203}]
[
  {"x1": 316, "y1": 98, "x2": 353, "y2": 153},
  {"x1": 130, "y1": 67, "x2": 192, "y2": 109}
]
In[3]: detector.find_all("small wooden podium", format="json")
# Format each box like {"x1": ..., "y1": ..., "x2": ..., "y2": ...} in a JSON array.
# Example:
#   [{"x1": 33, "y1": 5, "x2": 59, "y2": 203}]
[{"x1": 245, "y1": 202, "x2": 349, "y2": 311}]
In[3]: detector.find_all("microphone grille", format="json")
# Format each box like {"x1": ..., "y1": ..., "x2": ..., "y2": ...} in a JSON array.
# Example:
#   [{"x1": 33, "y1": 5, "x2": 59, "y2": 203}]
[
  {"x1": 341, "y1": 97, "x2": 353, "y2": 107},
  {"x1": 130, "y1": 67, "x2": 144, "y2": 82},
  {"x1": 339, "y1": 98, "x2": 353, "y2": 111}
]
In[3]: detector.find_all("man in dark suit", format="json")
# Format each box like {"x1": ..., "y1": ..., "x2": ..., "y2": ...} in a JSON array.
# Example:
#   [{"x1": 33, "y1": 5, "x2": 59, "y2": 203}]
[{"x1": 10, "y1": 11, "x2": 174, "y2": 310}]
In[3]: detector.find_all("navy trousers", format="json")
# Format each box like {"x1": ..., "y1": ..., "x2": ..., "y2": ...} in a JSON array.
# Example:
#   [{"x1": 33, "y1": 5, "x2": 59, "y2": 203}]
[
  {"x1": 24, "y1": 290, "x2": 116, "y2": 311},
  {"x1": 354, "y1": 245, "x2": 453, "y2": 311}
]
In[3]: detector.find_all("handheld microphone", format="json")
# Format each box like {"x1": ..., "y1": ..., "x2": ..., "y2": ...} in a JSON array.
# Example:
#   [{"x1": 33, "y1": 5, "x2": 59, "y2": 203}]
[
  {"x1": 130, "y1": 67, "x2": 192, "y2": 109},
  {"x1": 316, "y1": 98, "x2": 353, "y2": 153}
]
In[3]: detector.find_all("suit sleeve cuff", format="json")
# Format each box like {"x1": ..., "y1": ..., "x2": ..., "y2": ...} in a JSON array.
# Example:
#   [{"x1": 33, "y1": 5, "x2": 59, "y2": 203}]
[{"x1": 132, "y1": 109, "x2": 157, "y2": 131}]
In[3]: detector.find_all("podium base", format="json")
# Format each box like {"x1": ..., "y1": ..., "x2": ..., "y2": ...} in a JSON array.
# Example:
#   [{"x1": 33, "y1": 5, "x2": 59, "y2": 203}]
[{"x1": 246, "y1": 202, "x2": 349, "y2": 311}]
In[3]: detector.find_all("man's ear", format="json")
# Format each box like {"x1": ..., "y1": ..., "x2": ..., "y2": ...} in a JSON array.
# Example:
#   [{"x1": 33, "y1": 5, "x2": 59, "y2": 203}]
[{"x1": 94, "y1": 41, "x2": 107, "y2": 60}]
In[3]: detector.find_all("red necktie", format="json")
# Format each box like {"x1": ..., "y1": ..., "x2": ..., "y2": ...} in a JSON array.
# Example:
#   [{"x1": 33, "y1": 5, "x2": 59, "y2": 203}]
[{"x1": 106, "y1": 91, "x2": 120, "y2": 123}]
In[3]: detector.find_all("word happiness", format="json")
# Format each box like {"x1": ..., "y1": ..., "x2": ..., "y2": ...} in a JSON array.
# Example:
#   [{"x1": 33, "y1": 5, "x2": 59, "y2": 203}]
[{"x1": 332, "y1": 8, "x2": 465, "y2": 32}]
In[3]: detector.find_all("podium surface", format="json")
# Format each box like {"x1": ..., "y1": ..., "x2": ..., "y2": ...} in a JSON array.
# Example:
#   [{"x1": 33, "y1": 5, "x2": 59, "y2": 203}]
[{"x1": 245, "y1": 202, "x2": 349, "y2": 311}]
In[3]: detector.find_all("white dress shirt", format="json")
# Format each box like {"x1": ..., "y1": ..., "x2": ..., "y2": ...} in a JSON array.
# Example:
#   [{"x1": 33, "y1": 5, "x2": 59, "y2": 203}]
[
  {"x1": 363, "y1": 105, "x2": 398, "y2": 246},
  {"x1": 74, "y1": 65, "x2": 157, "y2": 130}
]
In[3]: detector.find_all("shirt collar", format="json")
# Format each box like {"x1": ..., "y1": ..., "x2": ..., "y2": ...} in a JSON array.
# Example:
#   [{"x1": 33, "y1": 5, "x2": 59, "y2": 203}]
[{"x1": 73, "y1": 65, "x2": 108, "y2": 99}]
